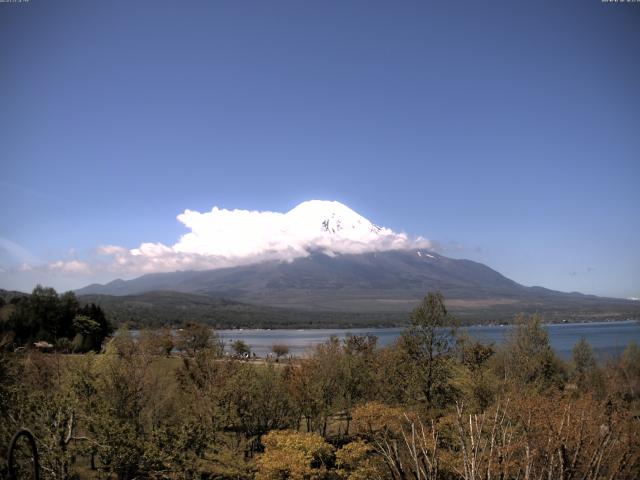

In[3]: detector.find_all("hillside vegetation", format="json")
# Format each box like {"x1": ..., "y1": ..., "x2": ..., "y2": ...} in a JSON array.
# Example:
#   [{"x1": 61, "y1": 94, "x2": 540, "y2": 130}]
[
  {"x1": 1, "y1": 293, "x2": 639, "y2": 479},
  {"x1": 76, "y1": 291, "x2": 408, "y2": 329},
  {"x1": 0, "y1": 286, "x2": 112, "y2": 352},
  {"x1": 77, "y1": 289, "x2": 640, "y2": 329}
]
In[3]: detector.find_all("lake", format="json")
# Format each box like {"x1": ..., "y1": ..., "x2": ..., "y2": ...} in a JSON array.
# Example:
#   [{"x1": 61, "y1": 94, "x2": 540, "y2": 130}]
[{"x1": 216, "y1": 320, "x2": 640, "y2": 359}]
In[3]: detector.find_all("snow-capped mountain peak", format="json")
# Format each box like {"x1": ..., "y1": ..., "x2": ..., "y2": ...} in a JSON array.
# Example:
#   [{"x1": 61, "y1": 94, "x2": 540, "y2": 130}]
[{"x1": 285, "y1": 200, "x2": 382, "y2": 238}]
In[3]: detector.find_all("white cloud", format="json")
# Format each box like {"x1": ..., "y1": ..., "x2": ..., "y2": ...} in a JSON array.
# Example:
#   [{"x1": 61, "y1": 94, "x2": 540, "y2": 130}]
[
  {"x1": 96, "y1": 245, "x2": 128, "y2": 256},
  {"x1": 3, "y1": 200, "x2": 428, "y2": 282},
  {"x1": 89, "y1": 200, "x2": 430, "y2": 275},
  {"x1": 48, "y1": 260, "x2": 91, "y2": 275}
]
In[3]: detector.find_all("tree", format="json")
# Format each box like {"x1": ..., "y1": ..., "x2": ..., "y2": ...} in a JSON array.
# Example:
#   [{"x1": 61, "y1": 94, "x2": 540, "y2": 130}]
[
  {"x1": 96, "y1": 329, "x2": 181, "y2": 477},
  {"x1": 289, "y1": 337, "x2": 345, "y2": 436},
  {"x1": 501, "y1": 314, "x2": 565, "y2": 391},
  {"x1": 335, "y1": 440, "x2": 386, "y2": 480},
  {"x1": 400, "y1": 292, "x2": 458, "y2": 409},
  {"x1": 175, "y1": 322, "x2": 219, "y2": 356},
  {"x1": 232, "y1": 339, "x2": 251, "y2": 357},
  {"x1": 286, "y1": 357, "x2": 325, "y2": 434},
  {"x1": 610, "y1": 341, "x2": 640, "y2": 403},
  {"x1": 339, "y1": 334, "x2": 378, "y2": 434},
  {"x1": 224, "y1": 363, "x2": 298, "y2": 446},
  {"x1": 256, "y1": 430, "x2": 335, "y2": 480},
  {"x1": 77, "y1": 302, "x2": 112, "y2": 349},
  {"x1": 30, "y1": 285, "x2": 65, "y2": 341},
  {"x1": 457, "y1": 333, "x2": 496, "y2": 412},
  {"x1": 72, "y1": 314, "x2": 101, "y2": 352},
  {"x1": 344, "y1": 334, "x2": 377, "y2": 356},
  {"x1": 351, "y1": 402, "x2": 440, "y2": 480},
  {"x1": 272, "y1": 343, "x2": 290, "y2": 360},
  {"x1": 571, "y1": 336, "x2": 598, "y2": 392},
  {"x1": 58, "y1": 291, "x2": 80, "y2": 338},
  {"x1": 138, "y1": 328, "x2": 174, "y2": 356}
]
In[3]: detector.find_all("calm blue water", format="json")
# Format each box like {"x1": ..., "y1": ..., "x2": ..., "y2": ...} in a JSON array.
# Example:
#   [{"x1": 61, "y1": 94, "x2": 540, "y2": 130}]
[{"x1": 217, "y1": 320, "x2": 640, "y2": 359}]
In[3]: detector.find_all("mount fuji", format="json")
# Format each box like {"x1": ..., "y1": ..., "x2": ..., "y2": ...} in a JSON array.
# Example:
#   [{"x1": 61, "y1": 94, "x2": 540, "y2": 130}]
[{"x1": 76, "y1": 200, "x2": 640, "y2": 326}]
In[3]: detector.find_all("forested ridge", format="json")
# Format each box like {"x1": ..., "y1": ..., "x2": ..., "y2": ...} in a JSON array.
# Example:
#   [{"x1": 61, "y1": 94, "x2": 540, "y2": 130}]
[
  {"x1": 76, "y1": 291, "x2": 410, "y2": 329},
  {"x1": 1, "y1": 292, "x2": 639, "y2": 479},
  {"x1": 3, "y1": 286, "x2": 636, "y2": 332}
]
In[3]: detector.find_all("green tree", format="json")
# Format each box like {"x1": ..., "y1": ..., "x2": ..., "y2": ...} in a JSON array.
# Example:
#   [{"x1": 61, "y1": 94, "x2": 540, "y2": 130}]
[
  {"x1": 232, "y1": 339, "x2": 251, "y2": 357},
  {"x1": 0, "y1": 287, "x2": 111, "y2": 350},
  {"x1": 77, "y1": 302, "x2": 112, "y2": 349},
  {"x1": 400, "y1": 292, "x2": 458, "y2": 409},
  {"x1": 138, "y1": 327, "x2": 174, "y2": 356},
  {"x1": 5, "y1": 286, "x2": 64, "y2": 344},
  {"x1": 501, "y1": 314, "x2": 565, "y2": 391},
  {"x1": 224, "y1": 363, "x2": 298, "y2": 450},
  {"x1": 97, "y1": 328, "x2": 183, "y2": 477},
  {"x1": 457, "y1": 332, "x2": 496, "y2": 411},
  {"x1": 339, "y1": 334, "x2": 377, "y2": 434},
  {"x1": 175, "y1": 321, "x2": 220, "y2": 356},
  {"x1": 30, "y1": 285, "x2": 64, "y2": 341},
  {"x1": 72, "y1": 314, "x2": 101, "y2": 352},
  {"x1": 571, "y1": 337, "x2": 596, "y2": 390}
]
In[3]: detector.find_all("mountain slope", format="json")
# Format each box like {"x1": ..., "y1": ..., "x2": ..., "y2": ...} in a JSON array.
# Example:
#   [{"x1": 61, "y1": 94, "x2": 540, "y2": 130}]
[
  {"x1": 76, "y1": 249, "x2": 521, "y2": 300},
  {"x1": 76, "y1": 249, "x2": 640, "y2": 321}
]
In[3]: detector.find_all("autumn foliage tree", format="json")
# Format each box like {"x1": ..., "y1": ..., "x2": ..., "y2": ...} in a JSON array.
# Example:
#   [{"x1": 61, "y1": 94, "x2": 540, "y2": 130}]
[
  {"x1": 256, "y1": 430, "x2": 335, "y2": 480},
  {"x1": 453, "y1": 394, "x2": 640, "y2": 480}
]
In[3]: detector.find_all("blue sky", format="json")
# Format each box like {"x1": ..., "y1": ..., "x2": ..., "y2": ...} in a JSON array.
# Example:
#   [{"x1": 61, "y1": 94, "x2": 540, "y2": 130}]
[{"x1": 1, "y1": 0, "x2": 639, "y2": 298}]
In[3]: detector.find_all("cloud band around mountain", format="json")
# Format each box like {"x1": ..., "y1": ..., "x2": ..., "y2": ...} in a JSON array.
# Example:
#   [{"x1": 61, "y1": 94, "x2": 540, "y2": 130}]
[{"x1": 48, "y1": 200, "x2": 431, "y2": 276}]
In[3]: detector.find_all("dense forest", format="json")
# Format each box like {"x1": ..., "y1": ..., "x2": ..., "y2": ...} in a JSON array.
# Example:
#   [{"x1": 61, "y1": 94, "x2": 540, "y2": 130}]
[
  {"x1": 1, "y1": 292, "x2": 639, "y2": 479},
  {"x1": 0, "y1": 286, "x2": 112, "y2": 353}
]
